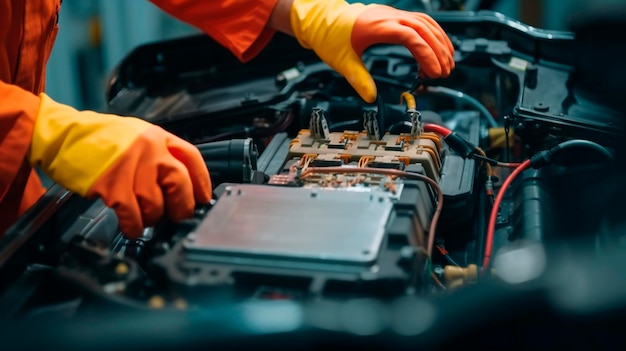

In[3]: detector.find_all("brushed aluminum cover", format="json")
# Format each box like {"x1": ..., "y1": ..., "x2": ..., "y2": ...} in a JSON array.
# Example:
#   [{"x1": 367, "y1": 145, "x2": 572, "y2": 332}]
[{"x1": 185, "y1": 184, "x2": 393, "y2": 265}]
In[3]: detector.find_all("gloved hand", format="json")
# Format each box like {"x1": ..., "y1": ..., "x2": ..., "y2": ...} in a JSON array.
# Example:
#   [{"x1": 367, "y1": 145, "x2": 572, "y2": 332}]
[
  {"x1": 28, "y1": 94, "x2": 212, "y2": 238},
  {"x1": 290, "y1": 0, "x2": 455, "y2": 103}
]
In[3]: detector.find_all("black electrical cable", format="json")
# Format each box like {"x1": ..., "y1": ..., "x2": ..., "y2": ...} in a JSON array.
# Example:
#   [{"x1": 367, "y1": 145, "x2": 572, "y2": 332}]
[
  {"x1": 425, "y1": 86, "x2": 498, "y2": 128},
  {"x1": 198, "y1": 110, "x2": 294, "y2": 144},
  {"x1": 483, "y1": 139, "x2": 613, "y2": 273},
  {"x1": 329, "y1": 119, "x2": 362, "y2": 132},
  {"x1": 530, "y1": 139, "x2": 614, "y2": 169},
  {"x1": 387, "y1": 121, "x2": 413, "y2": 133},
  {"x1": 474, "y1": 182, "x2": 489, "y2": 275},
  {"x1": 444, "y1": 253, "x2": 461, "y2": 267},
  {"x1": 504, "y1": 131, "x2": 510, "y2": 162},
  {"x1": 503, "y1": 115, "x2": 511, "y2": 163},
  {"x1": 435, "y1": 244, "x2": 460, "y2": 267},
  {"x1": 200, "y1": 129, "x2": 248, "y2": 143},
  {"x1": 369, "y1": 74, "x2": 498, "y2": 128},
  {"x1": 471, "y1": 153, "x2": 498, "y2": 165},
  {"x1": 555, "y1": 139, "x2": 614, "y2": 161},
  {"x1": 376, "y1": 95, "x2": 386, "y2": 139}
]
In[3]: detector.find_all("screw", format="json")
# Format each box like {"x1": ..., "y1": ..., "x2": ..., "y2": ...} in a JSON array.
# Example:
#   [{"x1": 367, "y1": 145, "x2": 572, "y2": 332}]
[
  {"x1": 115, "y1": 262, "x2": 130, "y2": 275},
  {"x1": 533, "y1": 102, "x2": 549, "y2": 112}
]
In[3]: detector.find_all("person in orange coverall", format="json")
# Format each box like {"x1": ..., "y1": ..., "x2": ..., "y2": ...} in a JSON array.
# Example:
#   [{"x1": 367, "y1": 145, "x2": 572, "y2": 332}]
[{"x1": 0, "y1": 0, "x2": 454, "y2": 238}]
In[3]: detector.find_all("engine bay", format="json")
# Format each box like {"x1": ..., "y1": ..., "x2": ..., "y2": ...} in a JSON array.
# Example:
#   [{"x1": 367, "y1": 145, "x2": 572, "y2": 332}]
[{"x1": 2, "y1": 10, "x2": 626, "y2": 350}]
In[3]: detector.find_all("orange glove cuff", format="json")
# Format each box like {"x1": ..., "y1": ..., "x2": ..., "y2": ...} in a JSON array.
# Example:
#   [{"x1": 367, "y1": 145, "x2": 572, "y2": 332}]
[
  {"x1": 290, "y1": 0, "x2": 376, "y2": 102},
  {"x1": 29, "y1": 94, "x2": 150, "y2": 196},
  {"x1": 290, "y1": 0, "x2": 365, "y2": 50}
]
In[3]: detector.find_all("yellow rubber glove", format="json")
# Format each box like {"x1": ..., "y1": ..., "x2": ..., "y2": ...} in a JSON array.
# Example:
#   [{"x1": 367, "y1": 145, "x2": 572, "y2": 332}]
[
  {"x1": 28, "y1": 94, "x2": 212, "y2": 238},
  {"x1": 290, "y1": 0, "x2": 455, "y2": 103}
]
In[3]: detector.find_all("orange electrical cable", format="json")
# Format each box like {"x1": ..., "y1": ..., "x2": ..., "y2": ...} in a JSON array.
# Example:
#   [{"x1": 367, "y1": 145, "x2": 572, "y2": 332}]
[{"x1": 385, "y1": 175, "x2": 397, "y2": 194}]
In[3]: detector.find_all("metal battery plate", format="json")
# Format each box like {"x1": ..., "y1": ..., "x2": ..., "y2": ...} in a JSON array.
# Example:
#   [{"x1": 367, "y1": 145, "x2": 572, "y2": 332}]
[{"x1": 185, "y1": 184, "x2": 393, "y2": 265}]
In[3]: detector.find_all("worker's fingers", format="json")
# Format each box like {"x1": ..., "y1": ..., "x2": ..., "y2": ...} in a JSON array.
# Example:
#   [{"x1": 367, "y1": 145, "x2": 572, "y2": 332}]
[
  {"x1": 363, "y1": 23, "x2": 444, "y2": 78},
  {"x1": 351, "y1": 7, "x2": 454, "y2": 79},
  {"x1": 332, "y1": 50, "x2": 378, "y2": 103},
  {"x1": 167, "y1": 137, "x2": 212, "y2": 205},
  {"x1": 158, "y1": 156, "x2": 196, "y2": 223},
  {"x1": 114, "y1": 199, "x2": 145, "y2": 239},
  {"x1": 401, "y1": 17, "x2": 453, "y2": 77},
  {"x1": 413, "y1": 12, "x2": 455, "y2": 55},
  {"x1": 95, "y1": 185, "x2": 145, "y2": 239},
  {"x1": 134, "y1": 172, "x2": 165, "y2": 228}
]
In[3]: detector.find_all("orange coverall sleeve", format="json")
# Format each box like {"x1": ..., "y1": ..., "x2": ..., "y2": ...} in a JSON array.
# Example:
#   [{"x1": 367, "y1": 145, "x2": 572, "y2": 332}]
[
  {"x1": 0, "y1": 81, "x2": 46, "y2": 234},
  {"x1": 149, "y1": 0, "x2": 280, "y2": 62}
]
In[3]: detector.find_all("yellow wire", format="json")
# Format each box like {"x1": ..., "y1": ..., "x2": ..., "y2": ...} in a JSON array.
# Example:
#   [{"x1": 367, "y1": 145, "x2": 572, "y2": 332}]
[{"x1": 400, "y1": 91, "x2": 417, "y2": 110}]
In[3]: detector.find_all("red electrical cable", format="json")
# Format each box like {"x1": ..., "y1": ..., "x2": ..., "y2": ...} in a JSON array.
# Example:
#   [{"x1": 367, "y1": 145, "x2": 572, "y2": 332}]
[
  {"x1": 436, "y1": 245, "x2": 449, "y2": 255},
  {"x1": 496, "y1": 161, "x2": 523, "y2": 168},
  {"x1": 423, "y1": 123, "x2": 452, "y2": 137},
  {"x1": 481, "y1": 159, "x2": 531, "y2": 274}
]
